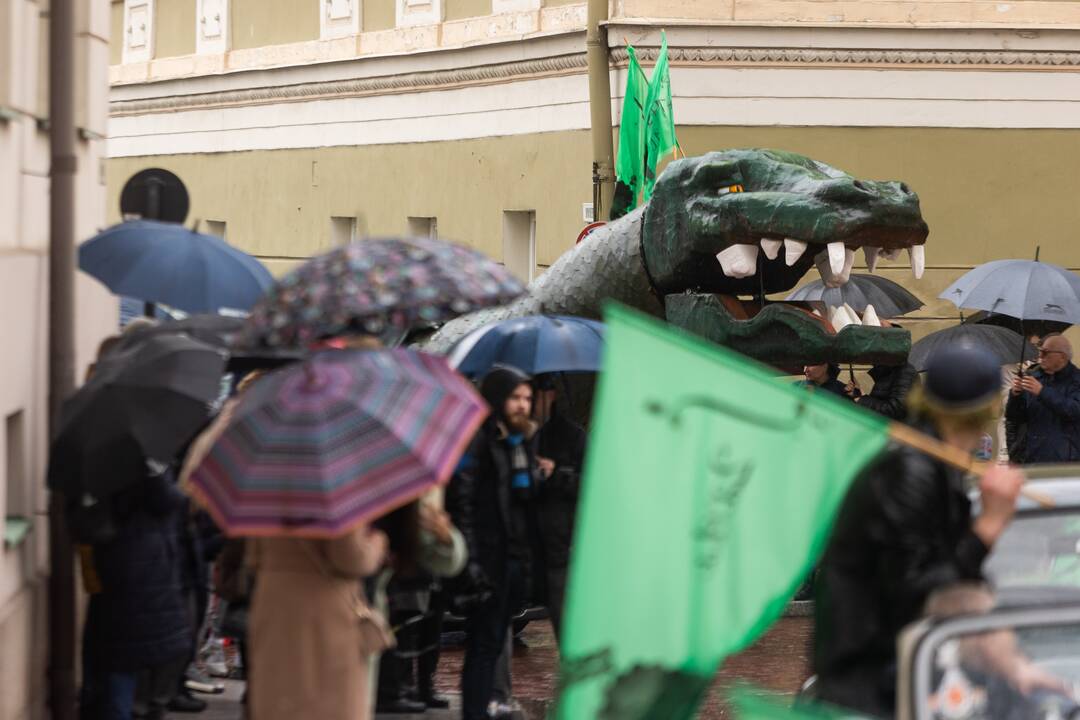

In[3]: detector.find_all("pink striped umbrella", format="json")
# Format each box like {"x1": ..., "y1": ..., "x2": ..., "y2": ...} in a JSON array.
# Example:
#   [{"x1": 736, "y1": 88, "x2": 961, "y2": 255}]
[{"x1": 181, "y1": 348, "x2": 488, "y2": 537}]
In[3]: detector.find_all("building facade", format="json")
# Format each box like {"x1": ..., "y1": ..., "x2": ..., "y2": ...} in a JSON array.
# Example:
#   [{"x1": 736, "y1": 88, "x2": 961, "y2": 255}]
[
  {"x1": 106, "y1": 0, "x2": 1080, "y2": 343},
  {"x1": 0, "y1": 1, "x2": 116, "y2": 717}
]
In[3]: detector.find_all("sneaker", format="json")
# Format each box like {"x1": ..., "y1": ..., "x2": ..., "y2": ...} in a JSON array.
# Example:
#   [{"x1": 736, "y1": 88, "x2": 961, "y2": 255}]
[
  {"x1": 488, "y1": 700, "x2": 519, "y2": 718},
  {"x1": 185, "y1": 666, "x2": 225, "y2": 695}
]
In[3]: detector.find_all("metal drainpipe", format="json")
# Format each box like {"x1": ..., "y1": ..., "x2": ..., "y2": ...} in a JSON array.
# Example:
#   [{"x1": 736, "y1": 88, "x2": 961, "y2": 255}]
[
  {"x1": 586, "y1": 0, "x2": 615, "y2": 220},
  {"x1": 48, "y1": 0, "x2": 78, "y2": 716}
]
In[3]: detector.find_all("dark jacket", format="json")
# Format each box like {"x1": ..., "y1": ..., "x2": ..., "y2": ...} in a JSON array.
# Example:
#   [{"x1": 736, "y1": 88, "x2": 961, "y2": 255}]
[
  {"x1": 1005, "y1": 362, "x2": 1080, "y2": 464},
  {"x1": 795, "y1": 378, "x2": 851, "y2": 400},
  {"x1": 445, "y1": 423, "x2": 541, "y2": 597},
  {"x1": 533, "y1": 409, "x2": 587, "y2": 634},
  {"x1": 82, "y1": 471, "x2": 193, "y2": 672},
  {"x1": 814, "y1": 425, "x2": 988, "y2": 718},
  {"x1": 857, "y1": 364, "x2": 919, "y2": 420}
]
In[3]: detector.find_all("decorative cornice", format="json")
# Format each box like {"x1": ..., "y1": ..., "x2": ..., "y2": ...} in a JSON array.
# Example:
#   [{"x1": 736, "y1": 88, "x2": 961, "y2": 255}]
[
  {"x1": 110, "y1": 44, "x2": 1080, "y2": 116},
  {"x1": 110, "y1": 53, "x2": 589, "y2": 115},
  {"x1": 618, "y1": 46, "x2": 1080, "y2": 69}
]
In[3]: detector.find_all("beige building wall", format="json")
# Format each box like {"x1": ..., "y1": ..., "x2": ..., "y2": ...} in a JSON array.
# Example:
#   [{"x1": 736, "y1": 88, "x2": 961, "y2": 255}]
[{"x1": 1, "y1": 0, "x2": 116, "y2": 718}]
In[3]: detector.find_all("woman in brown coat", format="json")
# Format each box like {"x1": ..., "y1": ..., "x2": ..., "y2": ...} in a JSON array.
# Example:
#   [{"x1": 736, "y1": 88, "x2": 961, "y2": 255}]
[{"x1": 248, "y1": 525, "x2": 389, "y2": 720}]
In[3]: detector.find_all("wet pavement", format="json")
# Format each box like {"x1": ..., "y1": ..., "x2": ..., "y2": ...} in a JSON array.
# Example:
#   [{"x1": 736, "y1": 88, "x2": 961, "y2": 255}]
[{"x1": 202, "y1": 613, "x2": 811, "y2": 719}]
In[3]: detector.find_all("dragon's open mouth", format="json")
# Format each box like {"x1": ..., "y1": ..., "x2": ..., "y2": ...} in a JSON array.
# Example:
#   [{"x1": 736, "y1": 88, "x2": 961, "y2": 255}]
[{"x1": 641, "y1": 149, "x2": 931, "y2": 366}]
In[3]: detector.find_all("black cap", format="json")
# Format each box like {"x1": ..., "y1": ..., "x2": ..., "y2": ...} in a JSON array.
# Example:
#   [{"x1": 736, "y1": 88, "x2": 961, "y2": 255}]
[
  {"x1": 480, "y1": 364, "x2": 532, "y2": 420},
  {"x1": 924, "y1": 344, "x2": 1001, "y2": 410}
]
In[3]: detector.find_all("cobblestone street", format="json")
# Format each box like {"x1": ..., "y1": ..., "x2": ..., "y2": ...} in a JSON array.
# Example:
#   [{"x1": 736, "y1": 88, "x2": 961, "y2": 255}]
[{"x1": 200, "y1": 612, "x2": 811, "y2": 719}]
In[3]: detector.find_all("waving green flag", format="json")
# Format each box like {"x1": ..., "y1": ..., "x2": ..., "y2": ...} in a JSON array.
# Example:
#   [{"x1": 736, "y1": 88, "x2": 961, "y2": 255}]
[
  {"x1": 613, "y1": 45, "x2": 648, "y2": 219},
  {"x1": 642, "y1": 31, "x2": 679, "y2": 201},
  {"x1": 555, "y1": 305, "x2": 890, "y2": 720}
]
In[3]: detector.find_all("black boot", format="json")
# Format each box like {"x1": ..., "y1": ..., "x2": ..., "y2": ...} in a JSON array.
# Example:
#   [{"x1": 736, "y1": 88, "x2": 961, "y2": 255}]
[
  {"x1": 376, "y1": 696, "x2": 427, "y2": 714},
  {"x1": 419, "y1": 681, "x2": 450, "y2": 710},
  {"x1": 166, "y1": 690, "x2": 208, "y2": 713}
]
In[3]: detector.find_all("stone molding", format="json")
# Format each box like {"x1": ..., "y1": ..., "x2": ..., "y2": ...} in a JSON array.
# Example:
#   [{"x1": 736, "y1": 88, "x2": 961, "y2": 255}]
[
  {"x1": 616, "y1": 46, "x2": 1080, "y2": 69},
  {"x1": 196, "y1": 0, "x2": 230, "y2": 55},
  {"x1": 110, "y1": 44, "x2": 1080, "y2": 116},
  {"x1": 122, "y1": 0, "x2": 155, "y2": 64}
]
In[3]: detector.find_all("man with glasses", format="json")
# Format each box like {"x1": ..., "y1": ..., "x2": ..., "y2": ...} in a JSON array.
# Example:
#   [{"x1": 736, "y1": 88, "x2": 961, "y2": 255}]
[{"x1": 1006, "y1": 334, "x2": 1080, "y2": 463}]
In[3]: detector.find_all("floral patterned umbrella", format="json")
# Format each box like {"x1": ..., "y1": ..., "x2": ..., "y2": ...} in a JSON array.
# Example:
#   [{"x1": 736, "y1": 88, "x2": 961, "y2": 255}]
[{"x1": 234, "y1": 237, "x2": 525, "y2": 350}]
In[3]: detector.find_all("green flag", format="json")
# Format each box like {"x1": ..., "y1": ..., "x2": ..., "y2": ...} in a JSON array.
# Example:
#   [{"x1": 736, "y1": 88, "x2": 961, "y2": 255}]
[
  {"x1": 642, "y1": 31, "x2": 679, "y2": 201},
  {"x1": 613, "y1": 45, "x2": 648, "y2": 219},
  {"x1": 732, "y1": 688, "x2": 864, "y2": 719},
  {"x1": 555, "y1": 305, "x2": 890, "y2": 719}
]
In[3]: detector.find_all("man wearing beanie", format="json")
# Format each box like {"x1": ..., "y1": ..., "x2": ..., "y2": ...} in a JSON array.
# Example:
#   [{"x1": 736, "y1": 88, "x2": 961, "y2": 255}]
[
  {"x1": 813, "y1": 345, "x2": 1031, "y2": 718},
  {"x1": 446, "y1": 365, "x2": 542, "y2": 720},
  {"x1": 1006, "y1": 333, "x2": 1080, "y2": 464}
]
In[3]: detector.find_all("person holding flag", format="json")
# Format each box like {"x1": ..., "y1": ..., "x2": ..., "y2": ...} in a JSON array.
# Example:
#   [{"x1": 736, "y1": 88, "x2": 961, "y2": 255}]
[{"x1": 813, "y1": 345, "x2": 1043, "y2": 717}]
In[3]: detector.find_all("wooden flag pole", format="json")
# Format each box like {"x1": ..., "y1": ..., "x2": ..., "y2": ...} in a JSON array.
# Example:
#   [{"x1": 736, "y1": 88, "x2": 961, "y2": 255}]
[{"x1": 887, "y1": 422, "x2": 1055, "y2": 508}]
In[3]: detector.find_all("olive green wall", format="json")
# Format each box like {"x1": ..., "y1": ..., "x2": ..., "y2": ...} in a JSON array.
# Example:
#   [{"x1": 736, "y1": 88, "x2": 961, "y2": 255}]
[
  {"x1": 363, "y1": 0, "x2": 396, "y2": 31},
  {"x1": 445, "y1": 0, "x2": 492, "y2": 21},
  {"x1": 111, "y1": 0, "x2": 123, "y2": 65},
  {"x1": 154, "y1": 0, "x2": 196, "y2": 58},
  {"x1": 107, "y1": 130, "x2": 593, "y2": 277},
  {"x1": 231, "y1": 0, "x2": 319, "y2": 50},
  {"x1": 106, "y1": 126, "x2": 1080, "y2": 343}
]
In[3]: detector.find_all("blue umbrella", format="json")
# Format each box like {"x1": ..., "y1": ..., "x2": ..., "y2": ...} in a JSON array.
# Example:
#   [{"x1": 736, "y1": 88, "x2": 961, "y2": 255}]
[
  {"x1": 940, "y1": 259, "x2": 1080, "y2": 325},
  {"x1": 79, "y1": 220, "x2": 273, "y2": 314},
  {"x1": 447, "y1": 315, "x2": 605, "y2": 377}
]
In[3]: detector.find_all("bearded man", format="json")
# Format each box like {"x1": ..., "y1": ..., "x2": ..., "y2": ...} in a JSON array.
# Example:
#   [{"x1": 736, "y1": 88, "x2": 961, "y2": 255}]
[{"x1": 446, "y1": 365, "x2": 543, "y2": 720}]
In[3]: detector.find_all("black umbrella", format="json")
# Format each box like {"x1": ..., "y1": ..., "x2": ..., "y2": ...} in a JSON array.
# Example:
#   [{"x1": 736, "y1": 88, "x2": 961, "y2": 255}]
[
  {"x1": 785, "y1": 274, "x2": 923, "y2": 318},
  {"x1": 47, "y1": 334, "x2": 228, "y2": 499},
  {"x1": 962, "y1": 310, "x2": 1071, "y2": 339},
  {"x1": 115, "y1": 314, "x2": 245, "y2": 352},
  {"x1": 909, "y1": 324, "x2": 1038, "y2": 372}
]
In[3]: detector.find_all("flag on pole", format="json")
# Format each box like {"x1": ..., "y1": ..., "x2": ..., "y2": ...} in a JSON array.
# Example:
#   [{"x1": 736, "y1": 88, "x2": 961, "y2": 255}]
[
  {"x1": 642, "y1": 31, "x2": 679, "y2": 201},
  {"x1": 555, "y1": 304, "x2": 891, "y2": 720},
  {"x1": 613, "y1": 45, "x2": 648, "y2": 220}
]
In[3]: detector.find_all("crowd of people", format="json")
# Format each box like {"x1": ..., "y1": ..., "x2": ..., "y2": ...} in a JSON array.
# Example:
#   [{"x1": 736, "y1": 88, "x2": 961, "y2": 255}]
[{"x1": 69, "y1": 318, "x2": 589, "y2": 720}]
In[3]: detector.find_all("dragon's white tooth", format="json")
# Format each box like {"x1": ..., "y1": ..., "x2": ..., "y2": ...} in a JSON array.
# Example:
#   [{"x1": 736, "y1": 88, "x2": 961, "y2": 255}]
[
  {"x1": 715, "y1": 244, "x2": 759, "y2": 279},
  {"x1": 909, "y1": 244, "x2": 925, "y2": 280},
  {"x1": 784, "y1": 238, "x2": 807, "y2": 266},
  {"x1": 829, "y1": 305, "x2": 852, "y2": 332},
  {"x1": 760, "y1": 238, "x2": 782, "y2": 261},
  {"x1": 842, "y1": 303, "x2": 862, "y2": 326},
  {"x1": 814, "y1": 250, "x2": 844, "y2": 289},
  {"x1": 863, "y1": 303, "x2": 881, "y2": 327},
  {"x1": 839, "y1": 248, "x2": 856, "y2": 285},
  {"x1": 880, "y1": 248, "x2": 902, "y2": 261},
  {"x1": 827, "y1": 242, "x2": 846, "y2": 275},
  {"x1": 863, "y1": 246, "x2": 880, "y2": 273}
]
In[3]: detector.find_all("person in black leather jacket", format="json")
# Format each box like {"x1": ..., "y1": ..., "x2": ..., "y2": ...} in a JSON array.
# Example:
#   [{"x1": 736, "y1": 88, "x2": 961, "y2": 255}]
[
  {"x1": 814, "y1": 346, "x2": 1026, "y2": 718},
  {"x1": 845, "y1": 363, "x2": 919, "y2": 420},
  {"x1": 445, "y1": 365, "x2": 543, "y2": 720}
]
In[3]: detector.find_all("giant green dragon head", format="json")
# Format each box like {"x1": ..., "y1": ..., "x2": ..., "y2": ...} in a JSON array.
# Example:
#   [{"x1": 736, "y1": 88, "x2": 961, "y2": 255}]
[{"x1": 642, "y1": 149, "x2": 929, "y2": 296}]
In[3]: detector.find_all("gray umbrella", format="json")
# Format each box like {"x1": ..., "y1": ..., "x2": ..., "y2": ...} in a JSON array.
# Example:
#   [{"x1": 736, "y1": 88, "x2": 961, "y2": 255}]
[
  {"x1": 785, "y1": 274, "x2": 923, "y2": 317},
  {"x1": 940, "y1": 259, "x2": 1080, "y2": 324},
  {"x1": 909, "y1": 324, "x2": 1037, "y2": 372}
]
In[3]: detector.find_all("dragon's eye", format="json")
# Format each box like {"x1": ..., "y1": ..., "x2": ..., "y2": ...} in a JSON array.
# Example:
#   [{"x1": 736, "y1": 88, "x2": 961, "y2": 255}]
[{"x1": 717, "y1": 184, "x2": 744, "y2": 196}]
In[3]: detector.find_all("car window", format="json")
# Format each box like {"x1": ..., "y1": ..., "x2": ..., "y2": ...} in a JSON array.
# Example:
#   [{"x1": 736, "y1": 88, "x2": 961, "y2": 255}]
[
  {"x1": 985, "y1": 513, "x2": 1080, "y2": 598},
  {"x1": 911, "y1": 611, "x2": 1080, "y2": 720}
]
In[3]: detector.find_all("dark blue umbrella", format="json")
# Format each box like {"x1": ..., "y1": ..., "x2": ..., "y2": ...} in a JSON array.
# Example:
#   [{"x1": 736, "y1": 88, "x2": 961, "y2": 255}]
[
  {"x1": 79, "y1": 220, "x2": 273, "y2": 314},
  {"x1": 447, "y1": 315, "x2": 605, "y2": 377}
]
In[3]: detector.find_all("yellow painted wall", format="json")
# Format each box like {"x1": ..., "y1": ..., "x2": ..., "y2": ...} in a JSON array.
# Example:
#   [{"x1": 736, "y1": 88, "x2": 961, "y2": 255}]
[
  {"x1": 231, "y1": 0, "x2": 319, "y2": 50},
  {"x1": 543, "y1": 0, "x2": 582, "y2": 6},
  {"x1": 106, "y1": 126, "x2": 1080, "y2": 344},
  {"x1": 107, "y1": 131, "x2": 593, "y2": 277},
  {"x1": 110, "y1": 0, "x2": 124, "y2": 65},
  {"x1": 445, "y1": 0, "x2": 492, "y2": 21},
  {"x1": 154, "y1": 0, "x2": 196, "y2": 59},
  {"x1": 363, "y1": 0, "x2": 396, "y2": 31}
]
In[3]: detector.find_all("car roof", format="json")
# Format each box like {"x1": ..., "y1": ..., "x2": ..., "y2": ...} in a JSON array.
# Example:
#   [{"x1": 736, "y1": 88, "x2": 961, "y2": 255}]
[{"x1": 1016, "y1": 464, "x2": 1080, "y2": 511}]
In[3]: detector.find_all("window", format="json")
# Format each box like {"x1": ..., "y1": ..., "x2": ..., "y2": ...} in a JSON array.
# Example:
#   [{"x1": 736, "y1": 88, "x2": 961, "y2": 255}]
[
  {"x1": 407, "y1": 216, "x2": 437, "y2": 239},
  {"x1": 330, "y1": 216, "x2": 357, "y2": 246},
  {"x1": 502, "y1": 210, "x2": 536, "y2": 283},
  {"x1": 4, "y1": 410, "x2": 29, "y2": 550},
  {"x1": 205, "y1": 220, "x2": 226, "y2": 239}
]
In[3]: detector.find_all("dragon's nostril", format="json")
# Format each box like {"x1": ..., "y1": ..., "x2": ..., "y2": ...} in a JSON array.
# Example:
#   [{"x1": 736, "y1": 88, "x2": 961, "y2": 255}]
[
  {"x1": 852, "y1": 180, "x2": 872, "y2": 193},
  {"x1": 899, "y1": 182, "x2": 911, "y2": 194}
]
